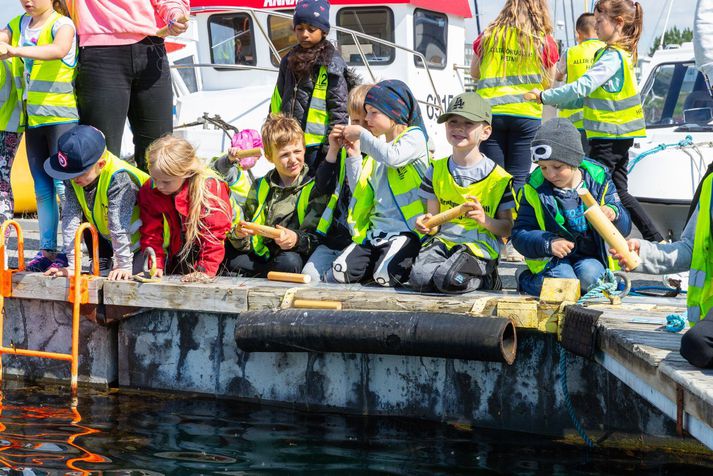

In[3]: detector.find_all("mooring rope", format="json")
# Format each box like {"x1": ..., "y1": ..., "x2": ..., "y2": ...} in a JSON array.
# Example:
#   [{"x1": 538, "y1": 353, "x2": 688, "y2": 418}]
[
  {"x1": 665, "y1": 313, "x2": 687, "y2": 333},
  {"x1": 628, "y1": 135, "x2": 694, "y2": 173}
]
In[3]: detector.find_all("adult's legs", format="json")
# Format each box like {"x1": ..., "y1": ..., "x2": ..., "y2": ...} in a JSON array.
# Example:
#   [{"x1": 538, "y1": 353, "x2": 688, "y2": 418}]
[
  {"x1": 504, "y1": 117, "x2": 541, "y2": 192},
  {"x1": 680, "y1": 318, "x2": 713, "y2": 368},
  {"x1": 571, "y1": 257, "x2": 606, "y2": 292},
  {"x1": 0, "y1": 131, "x2": 19, "y2": 224},
  {"x1": 479, "y1": 114, "x2": 508, "y2": 169},
  {"x1": 518, "y1": 259, "x2": 577, "y2": 296},
  {"x1": 372, "y1": 233, "x2": 422, "y2": 287},
  {"x1": 589, "y1": 138, "x2": 663, "y2": 241}
]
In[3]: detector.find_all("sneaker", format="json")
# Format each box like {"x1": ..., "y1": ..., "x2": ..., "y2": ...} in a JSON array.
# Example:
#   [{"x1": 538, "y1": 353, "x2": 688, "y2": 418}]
[
  {"x1": 26, "y1": 251, "x2": 54, "y2": 272},
  {"x1": 504, "y1": 242, "x2": 524, "y2": 262}
]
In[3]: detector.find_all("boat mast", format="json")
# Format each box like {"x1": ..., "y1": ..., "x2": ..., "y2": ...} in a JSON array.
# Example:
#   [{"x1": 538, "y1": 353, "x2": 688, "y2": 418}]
[
  {"x1": 472, "y1": 0, "x2": 481, "y2": 34},
  {"x1": 657, "y1": 0, "x2": 675, "y2": 51}
]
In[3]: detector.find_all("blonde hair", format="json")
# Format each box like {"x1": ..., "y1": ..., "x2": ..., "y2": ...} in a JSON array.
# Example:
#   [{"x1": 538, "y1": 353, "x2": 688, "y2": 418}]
[
  {"x1": 53, "y1": 0, "x2": 70, "y2": 16},
  {"x1": 261, "y1": 114, "x2": 304, "y2": 161},
  {"x1": 595, "y1": 0, "x2": 643, "y2": 62},
  {"x1": 146, "y1": 135, "x2": 230, "y2": 263},
  {"x1": 481, "y1": 0, "x2": 554, "y2": 85},
  {"x1": 347, "y1": 84, "x2": 373, "y2": 120}
]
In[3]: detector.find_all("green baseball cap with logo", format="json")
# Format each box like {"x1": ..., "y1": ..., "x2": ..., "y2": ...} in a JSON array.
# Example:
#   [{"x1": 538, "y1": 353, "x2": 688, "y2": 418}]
[{"x1": 437, "y1": 92, "x2": 492, "y2": 125}]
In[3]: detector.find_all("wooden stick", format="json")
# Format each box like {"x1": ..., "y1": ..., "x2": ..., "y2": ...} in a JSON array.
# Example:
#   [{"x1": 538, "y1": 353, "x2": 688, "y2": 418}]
[
  {"x1": 230, "y1": 147, "x2": 262, "y2": 161},
  {"x1": 267, "y1": 271, "x2": 312, "y2": 284},
  {"x1": 422, "y1": 203, "x2": 475, "y2": 228},
  {"x1": 577, "y1": 189, "x2": 640, "y2": 270},
  {"x1": 240, "y1": 221, "x2": 284, "y2": 240},
  {"x1": 157, "y1": 15, "x2": 189, "y2": 38},
  {"x1": 293, "y1": 299, "x2": 342, "y2": 310}
]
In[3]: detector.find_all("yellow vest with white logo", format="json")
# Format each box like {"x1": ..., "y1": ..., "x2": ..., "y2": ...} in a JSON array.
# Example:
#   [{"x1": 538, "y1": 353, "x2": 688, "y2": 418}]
[
  {"x1": 270, "y1": 65, "x2": 329, "y2": 147},
  {"x1": 9, "y1": 12, "x2": 78, "y2": 128},
  {"x1": 431, "y1": 157, "x2": 512, "y2": 259},
  {"x1": 558, "y1": 39, "x2": 606, "y2": 130},
  {"x1": 72, "y1": 152, "x2": 149, "y2": 250},
  {"x1": 0, "y1": 59, "x2": 23, "y2": 133},
  {"x1": 583, "y1": 46, "x2": 646, "y2": 139},
  {"x1": 477, "y1": 27, "x2": 545, "y2": 118},
  {"x1": 688, "y1": 174, "x2": 713, "y2": 326}
]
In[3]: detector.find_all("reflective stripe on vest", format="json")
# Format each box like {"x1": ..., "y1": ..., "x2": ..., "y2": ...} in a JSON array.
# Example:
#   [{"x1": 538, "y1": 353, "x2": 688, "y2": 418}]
[
  {"x1": 227, "y1": 167, "x2": 251, "y2": 207},
  {"x1": 317, "y1": 148, "x2": 347, "y2": 235},
  {"x1": 558, "y1": 39, "x2": 606, "y2": 129},
  {"x1": 9, "y1": 12, "x2": 78, "y2": 128},
  {"x1": 270, "y1": 65, "x2": 329, "y2": 147},
  {"x1": 250, "y1": 176, "x2": 315, "y2": 258},
  {"x1": 0, "y1": 60, "x2": 22, "y2": 132},
  {"x1": 476, "y1": 27, "x2": 544, "y2": 118},
  {"x1": 72, "y1": 152, "x2": 149, "y2": 251},
  {"x1": 347, "y1": 127, "x2": 427, "y2": 244},
  {"x1": 431, "y1": 157, "x2": 512, "y2": 259},
  {"x1": 688, "y1": 174, "x2": 713, "y2": 325},
  {"x1": 583, "y1": 46, "x2": 645, "y2": 139}
]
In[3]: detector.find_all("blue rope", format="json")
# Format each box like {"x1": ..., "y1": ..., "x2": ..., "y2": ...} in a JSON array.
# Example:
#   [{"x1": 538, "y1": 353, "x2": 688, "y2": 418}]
[
  {"x1": 559, "y1": 345, "x2": 594, "y2": 448},
  {"x1": 628, "y1": 135, "x2": 694, "y2": 173},
  {"x1": 665, "y1": 314, "x2": 686, "y2": 333}
]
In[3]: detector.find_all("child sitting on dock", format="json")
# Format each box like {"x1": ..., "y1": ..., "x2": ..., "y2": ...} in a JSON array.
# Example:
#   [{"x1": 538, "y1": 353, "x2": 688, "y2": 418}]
[
  {"x1": 332, "y1": 79, "x2": 429, "y2": 287},
  {"x1": 409, "y1": 92, "x2": 514, "y2": 293},
  {"x1": 43, "y1": 125, "x2": 148, "y2": 280},
  {"x1": 139, "y1": 135, "x2": 235, "y2": 282},
  {"x1": 302, "y1": 83, "x2": 372, "y2": 282},
  {"x1": 225, "y1": 114, "x2": 331, "y2": 277},
  {"x1": 512, "y1": 118, "x2": 630, "y2": 296}
]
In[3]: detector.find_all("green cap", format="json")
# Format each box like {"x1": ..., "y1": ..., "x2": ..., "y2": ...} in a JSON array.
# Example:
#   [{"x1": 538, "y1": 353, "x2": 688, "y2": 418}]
[{"x1": 437, "y1": 92, "x2": 492, "y2": 125}]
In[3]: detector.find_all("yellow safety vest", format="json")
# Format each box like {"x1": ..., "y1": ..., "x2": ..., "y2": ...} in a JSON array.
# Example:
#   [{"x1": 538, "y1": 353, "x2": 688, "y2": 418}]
[
  {"x1": 316, "y1": 148, "x2": 348, "y2": 235},
  {"x1": 688, "y1": 174, "x2": 713, "y2": 325},
  {"x1": 476, "y1": 27, "x2": 545, "y2": 119},
  {"x1": 226, "y1": 167, "x2": 251, "y2": 208},
  {"x1": 583, "y1": 46, "x2": 646, "y2": 139},
  {"x1": 0, "y1": 59, "x2": 23, "y2": 133},
  {"x1": 9, "y1": 12, "x2": 78, "y2": 128},
  {"x1": 72, "y1": 152, "x2": 149, "y2": 250},
  {"x1": 270, "y1": 65, "x2": 329, "y2": 147},
  {"x1": 250, "y1": 175, "x2": 314, "y2": 258},
  {"x1": 558, "y1": 39, "x2": 606, "y2": 130},
  {"x1": 347, "y1": 127, "x2": 427, "y2": 244},
  {"x1": 431, "y1": 157, "x2": 512, "y2": 259}
]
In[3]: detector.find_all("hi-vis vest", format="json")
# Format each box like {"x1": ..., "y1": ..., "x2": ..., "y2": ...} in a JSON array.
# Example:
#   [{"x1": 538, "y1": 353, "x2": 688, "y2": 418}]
[
  {"x1": 270, "y1": 65, "x2": 329, "y2": 147},
  {"x1": 688, "y1": 174, "x2": 713, "y2": 326},
  {"x1": 520, "y1": 160, "x2": 614, "y2": 274},
  {"x1": 250, "y1": 175, "x2": 314, "y2": 258},
  {"x1": 226, "y1": 167, "x2": 251, "y2": 208},
  {"x1": 72, "y1": 152, "x2": 149, "y2": 250},
  {"x1": 316, "y1": 148, "x2": 348, "y2": 235},
  {"x1": 0, "y1": 59, "x2": 22, "y2": 133},
  {"x1": 558, "y1": 39, "x2": 606, "y2": 130},
  {"x1": 431, "y1": 157, "x2": 512, "y2": 259},
  {"x1": 583, "y1": 46, "x2": 646, "y2": 139},
  {"x1": 477, "y1": 27, "x2": 545, "y2": 118},
  {"x1": 9, "y1": 12, "x2": 78, "y2": 128},
  {"x1": 347, "y1": 127, "x2": 427, "y2": 244}
]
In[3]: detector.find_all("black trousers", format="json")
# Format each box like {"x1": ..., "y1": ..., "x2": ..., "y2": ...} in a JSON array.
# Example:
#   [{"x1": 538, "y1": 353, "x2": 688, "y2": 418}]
[
  {"x1": 681, "y1": 318, "x2": 713, "y2": 368},
  {"x1": 227, "y1": 250, "x2": 304, "y2": 277},
  {"x1": 76, "y1": 36, "x2": 173, "y2": 170},
  {"x1": 589, "y1": 138, "x2": 664, "y2": 242}
]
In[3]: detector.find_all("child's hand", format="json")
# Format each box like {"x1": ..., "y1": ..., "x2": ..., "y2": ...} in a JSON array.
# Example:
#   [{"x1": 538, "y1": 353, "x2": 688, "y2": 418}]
[
  {"x1": 525, "y1": 89, "x2": 542, "y2": 103},
  {"x1": 415, "y1": 214, "x2": 437, "y2": 235},
  {"x1": 274, "y1": 225, "x2": 298, "y2": 250},
  {"x1": 345, "y1": 139, "x2": 361, "y2": 158},
  {"x1": 550, "y1": 238, "x2": 575, "y2": 258},
  {"x1": 600, "y1": 205, "x2": 616, "y2": 221},
  {"x1": 0, "y1": 43, "x2": 15, "y2": 60},
  {"x1": 342, "y1": 125, "x2": 363, "y2": 143},
  {"x1": 234, "y1": 221, "x2": 255, "y2": 239},
  {"x1": 464, "y1": 196, "x2": 487, "y2": 225},
  {"x1": 609, "y1": 239, "x2": 640, "y2": 271},
  {"x1": 154, "y1": 268, "x2": 164, "y2": 278},
  {"x1": 329, "y1": 126, "x2": 344, "y2": 149},
  {"x1": 227, "y1": 147, "x2": 241, "y2": 163},
  {"x1": 108, "y1": 268, "x2": 133, "y2": 281},
  {"x1": 181, "y1": 271, "x2": 215, "y2": 283},
  {"x1": 45, "y1": 266, "x2": 70, "y2": 277}
]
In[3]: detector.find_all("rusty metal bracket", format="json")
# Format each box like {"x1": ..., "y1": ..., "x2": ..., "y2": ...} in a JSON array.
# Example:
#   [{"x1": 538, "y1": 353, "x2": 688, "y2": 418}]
[{"x1": 676, "y1": 384, "x2": 685, "y2": 437}]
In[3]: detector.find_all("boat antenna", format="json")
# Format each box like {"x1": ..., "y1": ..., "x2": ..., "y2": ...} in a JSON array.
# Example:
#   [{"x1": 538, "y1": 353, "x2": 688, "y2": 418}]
[
  {"x1": 658, "y1": 0, "x2": 675, "y2": 51},
  {"x1": 562, "y1": 0, "x2": 570, "y2": 47},
  {"x1": 472, "y1": 0, "x2": 481, "y2": 34}
]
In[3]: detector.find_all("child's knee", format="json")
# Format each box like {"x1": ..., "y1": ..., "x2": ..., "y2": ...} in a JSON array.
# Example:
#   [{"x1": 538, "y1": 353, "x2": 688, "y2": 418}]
[
  {"x1": 272, "y1": 252, "x2": 303, "y2": 274},
  {"x1": 576, "y1": 260, "x2": 606, "y2": 291},
  {"x1": 408, "y1": 262, "x2": 433, "y2": 291},
  {"x1": 680, "y1": 319, "x2": 713, "y2": 368},
  {"x1": 332, "y1": 244, "x2": 366, "y2": 283}
]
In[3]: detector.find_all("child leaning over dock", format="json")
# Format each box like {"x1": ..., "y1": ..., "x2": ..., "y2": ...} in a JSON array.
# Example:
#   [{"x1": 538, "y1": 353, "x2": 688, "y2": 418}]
[
  {"x1": 512, "y1": 118, "x2": 630, "y2": 297},
  {"x1": 332, "y1": 80, "x2": 429, "y2": 287},
  {"x1": 410, "y1": 93, "x2": 514, "y2": 294},
  {"x1": 139, "y1": 135, "x2": 235, "y2": 282},
  {"x1": 44, "y1": 125, "x2": 148, "y2": 280},
  {"x1": 225, "y1": 114, "x2": 331, "y2": 277}
]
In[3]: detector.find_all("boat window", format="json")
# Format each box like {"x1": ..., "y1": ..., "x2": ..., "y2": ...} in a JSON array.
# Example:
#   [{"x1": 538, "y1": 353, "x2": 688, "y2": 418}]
[
  {"x1": 413, "y1": 9, "x2": 447, "y2": 69},
  {"x1": 268, "y1": 12, "x2": 297, "y2": 66},
  {"x1": 173, "y1": 56, "x2": 198, "y2": 94},
  {"x1": 208, "y1": 13, "x2": 257, "y2": 68},
  {"x1": 641, "y1": 61, "x2": 713, "y2": 127},
  {"x1": 337, "y1": 7, "x2": 395, "y2": 65}
]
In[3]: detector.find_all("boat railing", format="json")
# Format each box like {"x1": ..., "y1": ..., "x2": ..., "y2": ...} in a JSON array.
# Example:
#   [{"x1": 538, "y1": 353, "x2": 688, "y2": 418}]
[{"x1": 179, "y1": 6, "x2": 446, "y2": 113}]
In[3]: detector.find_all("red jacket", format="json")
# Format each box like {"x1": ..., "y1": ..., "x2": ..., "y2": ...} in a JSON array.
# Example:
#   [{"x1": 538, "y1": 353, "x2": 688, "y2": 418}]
[{"x1": 139, "y1": 177, "x2": 233, "y2": 276}]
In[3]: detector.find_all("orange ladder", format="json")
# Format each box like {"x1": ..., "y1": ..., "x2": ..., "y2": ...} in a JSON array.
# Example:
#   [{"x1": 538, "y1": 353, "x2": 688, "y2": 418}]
[{"x1": 0, "y1": 222, "x2": 99, "y2": 402}]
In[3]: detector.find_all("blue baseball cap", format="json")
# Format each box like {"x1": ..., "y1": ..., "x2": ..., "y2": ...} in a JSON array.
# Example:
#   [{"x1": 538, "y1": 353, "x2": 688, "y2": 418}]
[{"x1": 44, "y1": 125, "x2": 106, "y2": 180}]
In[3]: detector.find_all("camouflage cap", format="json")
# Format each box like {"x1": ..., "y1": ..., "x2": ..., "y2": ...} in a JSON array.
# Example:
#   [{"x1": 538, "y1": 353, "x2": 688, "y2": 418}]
[{"x1": 437, "y1": 92, "x2": 492, "y2": 125}]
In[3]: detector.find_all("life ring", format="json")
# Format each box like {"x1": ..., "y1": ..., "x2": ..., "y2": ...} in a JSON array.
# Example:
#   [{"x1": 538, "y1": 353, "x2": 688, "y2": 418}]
[{"x1": 11, "y1": 135, "x2": 37, "y2": 213}]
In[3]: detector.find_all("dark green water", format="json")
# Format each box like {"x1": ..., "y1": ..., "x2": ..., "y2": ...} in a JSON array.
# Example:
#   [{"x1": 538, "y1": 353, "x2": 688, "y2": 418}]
[{"x1": 0, "y1": 385, "x2": 711, "y2": 475}]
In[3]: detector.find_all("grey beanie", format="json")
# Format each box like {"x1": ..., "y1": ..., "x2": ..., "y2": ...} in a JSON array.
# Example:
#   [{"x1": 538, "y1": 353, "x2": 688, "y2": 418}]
[{"x1": 530, "y1": 118, "x2": 584, "y2": 167}]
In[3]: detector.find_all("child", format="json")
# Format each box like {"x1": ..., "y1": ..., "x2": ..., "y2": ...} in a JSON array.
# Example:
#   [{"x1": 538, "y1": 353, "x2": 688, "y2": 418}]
[
  {"x1": 512, "y1": 118, "x2": 630, "y2": 297},
  {"x1": 226, "y1": 114, "x2": 330, "y2": 277},
  {"x1": 555, "y1": 13, "x2": 606, "y2": 152},
  {"x1": 139, "y1": 135, "x2": 234, "y2": 282},
  {"x1": 410, "y1": 93, "x2": 514, "y2": 294},
  {"x1": 43, "y1": 125, "x2": 148, "y2": 280},
  {"x1": 332, "y1": 79, "x2": 428, "y2": 287},
  {"x1": 270, "y1": 0, "x2": 349, "y2": 170},
  {"x1": 0, "y1": 58, "x2": 22, "y2": 225},
  {"x1": 210, "y1": 129, "x2": 262, "y2": 208},
  {"x1": 0, "y1": 0, "x2": 78, "y2": 271},
  {"x1": 527, "y1": 0, "x2": 662, "y2": 242},
  {"x1": 302, "y1": 83, "x2": 372, "y2": 282}
]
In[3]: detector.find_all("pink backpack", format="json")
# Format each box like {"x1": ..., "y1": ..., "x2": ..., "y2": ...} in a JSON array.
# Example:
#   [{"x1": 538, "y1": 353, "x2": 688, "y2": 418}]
[{"x1": 231, "y1": 129, "x2": 263, "y2": 170}]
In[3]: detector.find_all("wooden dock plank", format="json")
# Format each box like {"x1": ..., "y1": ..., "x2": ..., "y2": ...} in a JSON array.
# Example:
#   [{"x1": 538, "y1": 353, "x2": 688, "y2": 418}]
[{"x1": 10, "y1": 272, "x2": 102, "y2": 304}]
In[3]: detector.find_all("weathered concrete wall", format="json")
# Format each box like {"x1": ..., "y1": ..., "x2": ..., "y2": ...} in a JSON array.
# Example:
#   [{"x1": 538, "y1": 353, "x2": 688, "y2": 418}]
[
  {"x1": 118, "y1": 310, "x2": 677, "y2": 438},
  {"x1": 3, "y1": 298, "x2": 117, "y2": 386}
]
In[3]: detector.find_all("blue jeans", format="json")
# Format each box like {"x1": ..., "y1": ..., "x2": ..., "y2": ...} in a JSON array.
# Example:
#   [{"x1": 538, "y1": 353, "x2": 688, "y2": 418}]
[{"x1": 518, "y1": 257, "x2": 606, "y2": 297}]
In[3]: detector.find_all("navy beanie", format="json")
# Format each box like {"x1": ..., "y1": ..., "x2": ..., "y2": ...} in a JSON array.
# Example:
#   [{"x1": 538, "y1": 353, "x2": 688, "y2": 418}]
[
  {"x1": 364, "y1": 79, "x2": 429, "y2": 142},
  {"x1": 293, "y1": 0, "x2": 331, "y2": 33}
]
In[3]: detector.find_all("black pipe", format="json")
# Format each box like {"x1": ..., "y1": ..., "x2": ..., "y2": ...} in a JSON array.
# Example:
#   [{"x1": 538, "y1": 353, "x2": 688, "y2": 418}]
[{"x1": 235, "y1": 310, "x2": 517, "y2": 364}]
